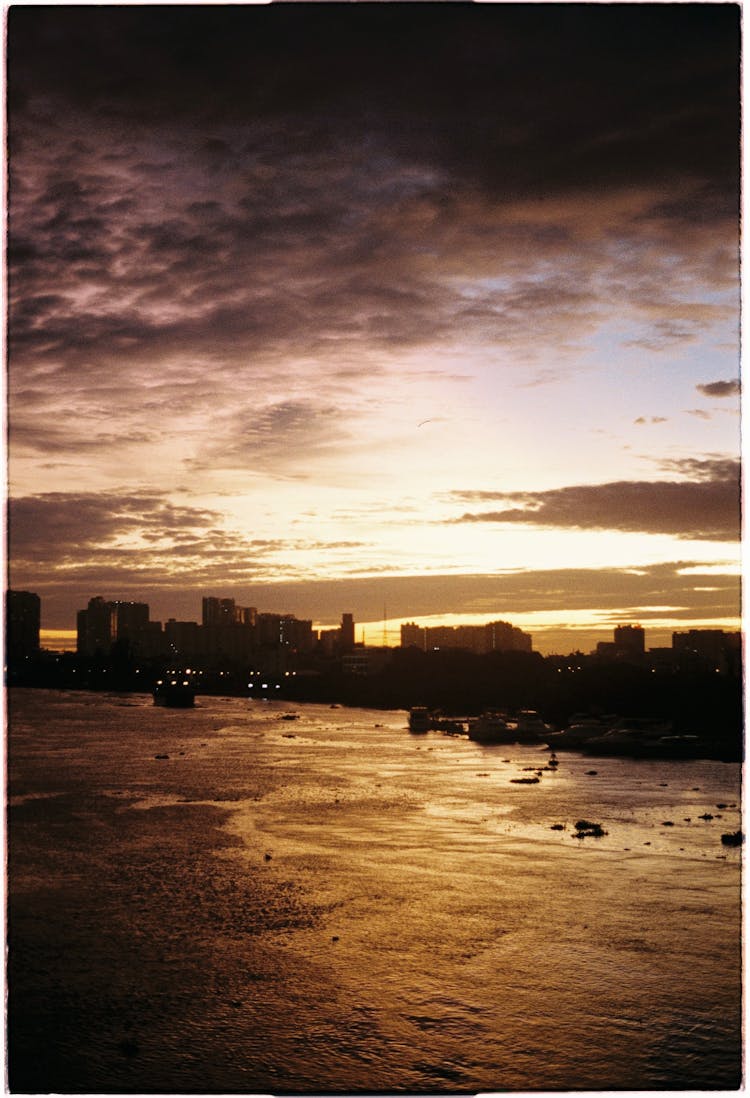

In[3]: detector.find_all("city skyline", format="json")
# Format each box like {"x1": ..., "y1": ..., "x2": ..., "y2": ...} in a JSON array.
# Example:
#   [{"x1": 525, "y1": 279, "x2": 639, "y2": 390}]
[
  {"x1": 7, "y1": 5, "x2": 741, "y2": 657},
  {"x1": 12, "y1": 587, "x2": 740, "y2": 676},
  {"x1": 27, "y1": 582, "x2": 738, "y2": 659}
]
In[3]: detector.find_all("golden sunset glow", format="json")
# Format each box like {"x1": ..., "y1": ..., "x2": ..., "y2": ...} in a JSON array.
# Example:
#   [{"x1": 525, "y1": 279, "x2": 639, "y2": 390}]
[
  {"x1": 6, "y1": 11, "x2": 744, "y2": 1095},
  {"x1": 7, "y1": 4, "x2": 740, "y2": 653}
]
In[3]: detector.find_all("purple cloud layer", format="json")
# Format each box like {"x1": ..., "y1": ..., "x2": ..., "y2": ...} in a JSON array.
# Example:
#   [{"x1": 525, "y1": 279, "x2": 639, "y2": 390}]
[{"x1": 8, "y1": 6, "x2": 739, "y2": 407}]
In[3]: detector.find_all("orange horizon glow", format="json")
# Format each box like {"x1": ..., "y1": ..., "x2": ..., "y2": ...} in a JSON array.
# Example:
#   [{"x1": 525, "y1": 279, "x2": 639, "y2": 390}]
[{"x1": 40, "y1": 609, "x2": 743, "y2": 659}]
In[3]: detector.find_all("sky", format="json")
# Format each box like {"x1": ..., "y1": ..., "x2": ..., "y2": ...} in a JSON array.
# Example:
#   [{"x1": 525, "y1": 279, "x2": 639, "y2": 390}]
[{"x1": 6, "y1": 2, "x2": 742, "y2": 655}]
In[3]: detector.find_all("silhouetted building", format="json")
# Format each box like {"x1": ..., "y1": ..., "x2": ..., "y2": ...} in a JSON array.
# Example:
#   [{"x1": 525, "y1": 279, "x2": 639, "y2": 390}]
[
  {"x1": 672, "y1": 629, "x2": 741, "y2": 675},
  {"x1": 165, "y1": 619, "x2": 204, "y2": 659},
  {"x1": 77, "y1": 597, "x2": 158, "y2": 658},
  {"x1": 200, "y1": 597, "x2": 260, "y2": 663},
  {"x1": 113, "y1": 600, "x2": 149, "y2": 636},
  {"x1": 614, "y1": 624, "x2": 645, "y2": 655},
  {"x1": 77, "y1": 596, "x2": 116, "y2": 656},
  {"x1": 316, "y1": 616, "x2": 358, "y2": 658},
  {"x1": 402, "y1": 619, "x2": 532, "y2": 654},
  {"x1": 596, "y1": 623, "x2": 646, "y2": 662},
  {"x1": 317, "y1": 628, "x2": 340, "y2": 656},
  {"x1": 202, "y1": 597, "x2": 237, "y2": 627},
  {"x1": 6, "y1": 590, "x2": 40, "y2": 662},
  {"x1": 401, "y1": 622, "x2": 425, "y2": 650},
  {"x1": 281, "y1": 615, "x2": 314, "y2": 652},
  {"x1": 342, "y1": 646, "x2": 390, "y2": 676},
  {"x1": 253, "y1": 613, "x2": 312, "y2": 652},
  {"x1": 112, "y1": 600, "x2": 160, "y2": 655},
  {"x1": 486, "y1": 620, "x2": 532, "y2": 653},
  {"x1": 341, "y1": 613, "x2": 355, "y2": 651},
  {"x1": 647, "y1": 647, "x2": 678, "y2": 672}
]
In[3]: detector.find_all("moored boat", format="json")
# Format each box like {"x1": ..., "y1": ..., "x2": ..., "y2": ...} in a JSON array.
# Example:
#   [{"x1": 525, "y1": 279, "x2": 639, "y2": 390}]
[
  {"x1": 433, "y1": 717, "x2": 467, "y2": 735},
  {"x1": 408, "y1": 706, "x2": 432, "y2": 733},
  {"x1": 545, "y1": 716, "x2": 609, "y2": 750},
  {"x1": 153, "y1": 677, "x2": 196, "y2": 708},
  {"x1": 513, "y1": 709, "x2": 551, "y2": 743},
  {"x1": 468, "y1": 711, "x2": 514, "y2": 743},
  {"x1": 582, "y1": 717, "x2": 671, "y2": 755}
]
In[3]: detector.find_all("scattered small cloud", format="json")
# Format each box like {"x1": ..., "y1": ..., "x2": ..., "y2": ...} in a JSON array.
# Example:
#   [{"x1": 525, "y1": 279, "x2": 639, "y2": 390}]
[{"x1": 696, "y1": 379, "x2": 740, "y2": 398}]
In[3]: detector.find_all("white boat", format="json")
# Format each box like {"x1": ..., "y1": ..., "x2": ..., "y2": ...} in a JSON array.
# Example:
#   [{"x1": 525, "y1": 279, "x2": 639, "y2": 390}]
[
  {"x1": 514, "y1": 710, "x2": 551, "y2": 742},
  {"x1": 583, "y1": 718, "x2": 678, "y2": 757},
  {"x1": 468, "y1": 711, "x2": 514, "y2": 743},
  {"x1": 546, "y1": 716, "x2": 608, "y2": 749}
]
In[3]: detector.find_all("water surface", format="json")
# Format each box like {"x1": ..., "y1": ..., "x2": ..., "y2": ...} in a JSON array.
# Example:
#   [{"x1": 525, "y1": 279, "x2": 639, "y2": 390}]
[{"x1": 7, "y1": 690, "x2": 742, "y2": 1092}]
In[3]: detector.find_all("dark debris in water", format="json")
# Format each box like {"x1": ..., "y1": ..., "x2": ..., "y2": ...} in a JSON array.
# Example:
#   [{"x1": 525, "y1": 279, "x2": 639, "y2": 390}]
[{"x1": 573, "y1": 819, "x2": 607, "y2": 838}]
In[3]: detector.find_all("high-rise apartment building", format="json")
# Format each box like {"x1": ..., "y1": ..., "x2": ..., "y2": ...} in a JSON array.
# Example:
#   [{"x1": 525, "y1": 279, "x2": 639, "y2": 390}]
[
  {"x1": 77, "y1": 597, "x2": 155, "y2": 657},
  {"x1": 165, "y1": 619, "x2": 203, "y2": 659},
  {"x1": 202, "y1": 597, "x2": 237, "y2": 627},
  {"x1": 6, "y1": 590, "x2": 41, "y2": 661},
  {"x1": 77, "y1": 596, "x2": 116, "y2": 655},
  {"x1": 340, "y1": 613, "x2": 355, "y2": 651},
  {"x1": 400, "y1": 619, "x2": 532, "y2": 654}
]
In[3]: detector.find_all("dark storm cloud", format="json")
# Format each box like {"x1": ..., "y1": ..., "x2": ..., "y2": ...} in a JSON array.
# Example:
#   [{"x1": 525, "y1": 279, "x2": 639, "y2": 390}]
[
  {"x1": 7, "y1": 4, "x2": 739, "y2": 392},
  {"x1": 8, "y1": 122, "x2": 464, "y2": 386},
  {"x1": 8, "y1": 5, "x2": 739, "y2": 191},
  {"x1": 449, "y1": 459, "x2": 741, "y2": 542}
]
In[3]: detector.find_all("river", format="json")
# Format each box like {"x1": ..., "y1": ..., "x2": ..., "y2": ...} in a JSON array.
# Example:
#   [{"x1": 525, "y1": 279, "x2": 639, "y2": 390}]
[{"x1": 7, "y1": 689, "x2": 742, "y2": 1093}]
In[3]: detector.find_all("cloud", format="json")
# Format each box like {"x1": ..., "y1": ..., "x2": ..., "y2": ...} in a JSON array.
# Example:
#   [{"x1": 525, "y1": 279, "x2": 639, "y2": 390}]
[
  {"x1": 5, "y1": 4, "x2": 741, "y2": 642},
  {"x1": 8, "y1": 6, "x2": 739, "y2": 184},
  {"x1": 697, "y1": 379, "x2": 740, "y2": 398},
  {"x1": 17, "y1": 555, "x2": 741, "y2": 640},
  {"x1": 7, "y1": 6, "x2": 739, "y2": 407},
  {"x1": 448, "y1": 459, "x2": 740, "y2": 542},
  {"x1": 186, "y1": 400, "x2": 356, "y2": 478},
  {"x1": 7, "y1": 491, "x2": 368, "y2": 592},
  {"x1": 634, "y1": 416, "x2": 668, "y2": 425}
]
